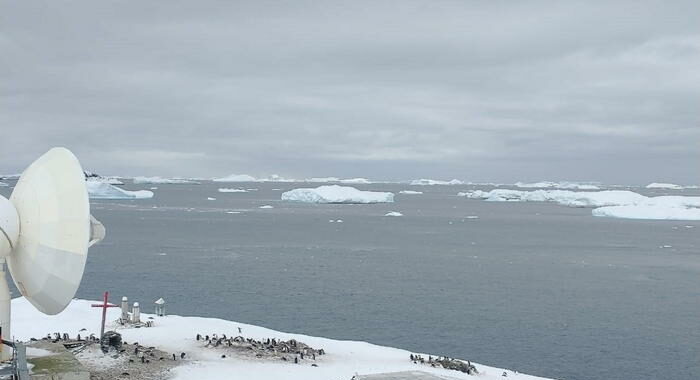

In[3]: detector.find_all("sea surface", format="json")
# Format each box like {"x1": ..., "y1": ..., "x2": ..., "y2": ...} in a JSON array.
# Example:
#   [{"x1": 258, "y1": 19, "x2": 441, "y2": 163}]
[{"x1": 2, "y1": 181, "x2": 699, "y2": 380}]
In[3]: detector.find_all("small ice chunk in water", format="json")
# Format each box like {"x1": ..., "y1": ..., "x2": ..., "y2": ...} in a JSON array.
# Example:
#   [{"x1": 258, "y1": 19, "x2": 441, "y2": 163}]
[
  {"x1": 259, "y1": 205, "x2": 274, "y2": 209},
  {"x1": 207, "y1": 197, "x2": 216, "y2": 201},
  {"x1": 384, "y1": 211, "x2": 403, "y2": 217}
]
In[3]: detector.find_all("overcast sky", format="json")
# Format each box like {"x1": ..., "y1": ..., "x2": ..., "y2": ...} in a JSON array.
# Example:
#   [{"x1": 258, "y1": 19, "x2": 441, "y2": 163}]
[{"x1": 1, "y1": 1, "x2": 698, "y2": 184}]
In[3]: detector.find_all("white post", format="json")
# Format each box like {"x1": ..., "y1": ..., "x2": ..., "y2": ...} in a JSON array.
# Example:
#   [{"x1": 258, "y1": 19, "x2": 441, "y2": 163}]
[
  {"x1": 132, "y1": 302, "x2": 140, "y2": 324},
  {"x1": 121, "y1": 296, "x2": 129, "y2": 321},
  {"x1": 0, "y1": 259, "x2": 12, "y2": 361}
]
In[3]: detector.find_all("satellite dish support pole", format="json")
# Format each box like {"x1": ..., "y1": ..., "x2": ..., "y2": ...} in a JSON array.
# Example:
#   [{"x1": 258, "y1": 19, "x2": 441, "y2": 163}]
[{"x1": 0, "y1": 258, "x2": 12, "y2": 361}]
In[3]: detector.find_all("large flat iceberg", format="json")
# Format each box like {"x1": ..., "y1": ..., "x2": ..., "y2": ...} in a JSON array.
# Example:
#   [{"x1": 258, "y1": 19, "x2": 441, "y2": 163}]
[
  {"x1": 282, "y1": 185, "x2": 394, "y2": 204},
  {"x1": 513, "y1": 181, "x2": 600, "y2": 190},
  {"x1": 645, "y1": 183, "x2": 684, "y2": 190},
  {"x1": 213, "y1": 174, "x2": 296, "y2": 182},
  {"x1": 133, "y1": 176, "x2": 200, "y2": 184},
  {"x1": 212, "y1": 174, "x2": 258, "y2": 182},
  {"x1": 410, "y1": 179, "x2": 464, "y2": 186},
  {"x1": 86, "y1": 181, "x2": 154, "y2": 199},
  {"x1": 462, "y1": 189, "x2": 700, "y2": 221}
]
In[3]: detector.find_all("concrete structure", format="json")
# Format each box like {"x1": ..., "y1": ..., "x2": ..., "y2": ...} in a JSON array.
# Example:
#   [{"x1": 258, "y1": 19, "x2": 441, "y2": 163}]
[
  {"x1": 121, "y1": 296, "x2": 129, "y2": 321},
  {"x1": 132, "y1": 302, "x2": 140, "y2": 323},
  {"x1": 25, "y1": 341, "x2": 89, "y2": 380},
  {"x1": 154, "y1": 298, "x2": 165, "y2": 316}
]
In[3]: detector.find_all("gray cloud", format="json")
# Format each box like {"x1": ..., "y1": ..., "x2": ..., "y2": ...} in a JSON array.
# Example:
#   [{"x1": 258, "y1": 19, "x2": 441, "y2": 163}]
[{"x1": 1, "y1": 0, "x2": 698, "y2": 184}]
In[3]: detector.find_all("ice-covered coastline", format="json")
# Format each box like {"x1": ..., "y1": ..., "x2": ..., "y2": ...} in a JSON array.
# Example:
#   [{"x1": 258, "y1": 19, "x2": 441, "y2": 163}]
[
  {"x1": 461, "y1": 189, "x2": 700, "y2": 220},
  {"x1": 12, "y1": 297, "x2": 550, "y2": 380}
]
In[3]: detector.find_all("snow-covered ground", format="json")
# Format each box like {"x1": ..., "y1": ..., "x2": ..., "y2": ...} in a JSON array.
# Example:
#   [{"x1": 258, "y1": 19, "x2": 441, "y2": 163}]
[
  {"x1": 282, "y1": 185, "x2": 394, "y2": 204},
  {"x1": 133, "y1": 176, "x2": 200, "y2": 184},
  {"x1": 86, "y1": 181, "x2": 154, "y2": 199},
  {"x1": 410, "y1": 179, "x2": 464, "y2": 186},
  {"x1": 513, "y1": 182, "x2": 600, "y2": 190},
  {"x1": 461, "y1": 189, "x2": 700, "y2": 220},
  {"x1": 12, "y1": 297, "x2": 549, "y2": 380}
]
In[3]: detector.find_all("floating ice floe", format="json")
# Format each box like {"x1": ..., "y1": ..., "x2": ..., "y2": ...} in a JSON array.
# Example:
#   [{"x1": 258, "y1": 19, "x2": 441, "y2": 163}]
[
  {"x1": 282, "y1": 185, "x2": 394, "y2": 204},
  {"x1": 384, "y1": 211, "x2": 403, "y2": 217},
  {"x1": 259, "y1": 205, "x2": 274, "y2": 209},
  {"x1": 513, "y1": 181, "x2": 600, "y2": 190},
  {"x1": 399, "y1": 190, "x2": 423, "y2": 195},
  {"x1": 461, "y1": 189, "x2": 700, "y2": 221},
  {"x1": 218, "y1": 188, "x2": 248, "y2": 193},
  {"x1": 133, "y1": 176, "x2": 200, "y2": 184},
  {"x1": 207, "y1": 197, "x2": 216, "y2": 201},
  {"x1": 645, "y1": 183, "x2": 684, "y2": 190},
  {"x1": 86, "y1": 181, "x2": 154, "y2": 200},
  {"x1": 410, "y1": 179, "x2": 464, "y2": 186}
]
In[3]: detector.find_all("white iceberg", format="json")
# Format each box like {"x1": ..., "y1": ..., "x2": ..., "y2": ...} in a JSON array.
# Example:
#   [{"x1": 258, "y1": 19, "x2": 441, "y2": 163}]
[
  {"x1": 133, "y1": 176, "x2": 200, "y2": 184},
  {"x1": 592, "y1": 205, "x2": 700, "y2": 220},
  {"x1": 384, "y1": 211, "x2": 403, "y2": 217},
  {"x1": 213, "y1": 174, "x2": 258, "y2": 182},
  {"x1": 218, "y1": 188, "x2": 248, "y2": 193},
  {"x1": 514, "y1": 181, "x2": 600, "y2": 190},
  {"x1": 213, "y1": 174, "x2": 296, "y2": 183},
  {"x1": 645, "y1": 183, "x2": 684, "y2": 190},
  {"x1": 305, "y1": 177, "x2": 340, "y2": 183},
  {"x1": 462, "y1": 189, "x2": 646, "y2": 207},
  {"x1": 399, "y1": 190, "x2": 423, "y2": 195},
  {"x1": 86, "y1": 181, "x2": 154, "y2": 199},
  {"x1": 282, "y1": 185, "x2": 394, "y2": 204},
  {"x1": 340, "y1": 178, "x2": 372, "y2": 184},
  {"x1": 462, "y1": 189, "x2": 700, "y2": 221},
  {"x1": 410, "y1": 179, "x2": 464, "y2": 186}
]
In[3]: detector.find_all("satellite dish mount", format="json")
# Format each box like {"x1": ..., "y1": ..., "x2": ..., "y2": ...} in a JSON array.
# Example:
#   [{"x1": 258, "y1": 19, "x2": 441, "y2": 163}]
[{"x1": 0, "y1": 148, "x2": 105, "y2": 361}]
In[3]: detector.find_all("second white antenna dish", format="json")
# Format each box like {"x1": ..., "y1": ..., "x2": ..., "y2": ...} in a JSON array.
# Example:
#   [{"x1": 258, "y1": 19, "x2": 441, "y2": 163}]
[{"x1": 7, "y1": 148, "x2": 92, "y2": 315}]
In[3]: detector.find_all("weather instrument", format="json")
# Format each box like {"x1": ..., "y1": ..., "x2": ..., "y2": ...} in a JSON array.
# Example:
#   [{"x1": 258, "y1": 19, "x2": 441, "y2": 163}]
[{"x1": 0, "y1": 148, "x2": 105, "y2": 360}]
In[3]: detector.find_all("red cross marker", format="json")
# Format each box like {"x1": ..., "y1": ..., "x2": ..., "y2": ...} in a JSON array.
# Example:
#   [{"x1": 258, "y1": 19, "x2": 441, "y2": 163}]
[{"x1": 91, "y1": 291, "x2": 119, "y2": 339}]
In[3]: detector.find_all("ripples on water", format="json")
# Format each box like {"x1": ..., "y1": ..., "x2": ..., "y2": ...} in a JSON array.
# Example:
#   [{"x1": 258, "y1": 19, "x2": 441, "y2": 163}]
[{"x1": 2, "y1": 182, "x2": 698, "y2": 380}]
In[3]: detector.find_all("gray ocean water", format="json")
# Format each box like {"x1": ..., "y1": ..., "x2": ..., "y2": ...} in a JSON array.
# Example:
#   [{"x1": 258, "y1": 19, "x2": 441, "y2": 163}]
[{"x1": 2, "y1": 181, "x2": 699, "y2": 380}]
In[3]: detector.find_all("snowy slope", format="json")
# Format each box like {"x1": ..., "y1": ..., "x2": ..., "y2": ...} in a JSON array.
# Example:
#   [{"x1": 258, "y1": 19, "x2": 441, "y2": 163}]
[{"x1": 12, "y1": 298, "x2": 550, "y2": 380}]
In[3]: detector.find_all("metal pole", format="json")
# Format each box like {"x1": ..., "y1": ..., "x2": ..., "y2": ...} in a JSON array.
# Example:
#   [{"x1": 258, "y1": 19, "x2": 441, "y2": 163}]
[{"x1": 100, "y1": 291, "x2": 108, "y2": 339}]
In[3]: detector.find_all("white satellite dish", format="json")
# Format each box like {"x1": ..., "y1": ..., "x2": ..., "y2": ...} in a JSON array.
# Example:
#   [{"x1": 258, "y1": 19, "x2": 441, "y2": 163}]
[{"x1": 0, "y1": 148, "x2": 105, "y2": 360}]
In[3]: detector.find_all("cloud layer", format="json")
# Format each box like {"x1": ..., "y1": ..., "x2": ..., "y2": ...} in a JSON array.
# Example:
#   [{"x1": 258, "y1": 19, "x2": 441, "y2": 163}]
[{"x1": 1, "y1": 1, "x2": 698, "y2": 184}]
